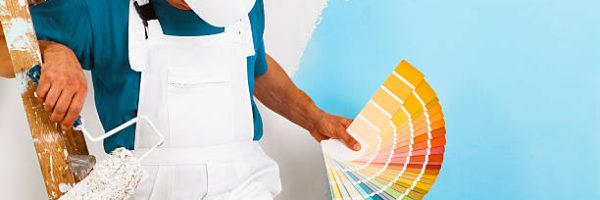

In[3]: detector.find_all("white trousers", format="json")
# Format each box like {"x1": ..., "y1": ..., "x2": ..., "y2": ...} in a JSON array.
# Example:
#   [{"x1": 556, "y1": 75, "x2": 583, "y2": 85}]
[{"x1": 132, "y1": 142, "x2": 281, "y2": 200}]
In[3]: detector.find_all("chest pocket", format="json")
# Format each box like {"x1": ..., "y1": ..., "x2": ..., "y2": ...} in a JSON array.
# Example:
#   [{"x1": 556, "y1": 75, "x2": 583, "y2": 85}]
[{"x1": 157, "y1": 39, "x2": 243, "y2": 147}]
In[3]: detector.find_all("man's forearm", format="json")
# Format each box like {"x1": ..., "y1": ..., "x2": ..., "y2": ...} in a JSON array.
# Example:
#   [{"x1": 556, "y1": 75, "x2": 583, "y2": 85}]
[
  {"x1": 254, "y1": 54, "x2": 323, "y2": 132},
  {"x1": 255, "y1": 54, "x2": 360, "y2": 149},
  {"x1": 0, "y1": 25, "x2": 14, "y2": 78},
  {"x1": 0, "y1": 47, "x2": 14, "y2": 78}
]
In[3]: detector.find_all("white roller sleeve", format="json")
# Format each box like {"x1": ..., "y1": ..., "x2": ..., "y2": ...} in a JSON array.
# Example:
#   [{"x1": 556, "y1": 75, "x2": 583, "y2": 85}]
[
  {"x1": 59, "y1": 148, "x2": 143, "y2": 200},
  {"x1": 184, "y1": 0, "x2": 256, "y2": 27}
]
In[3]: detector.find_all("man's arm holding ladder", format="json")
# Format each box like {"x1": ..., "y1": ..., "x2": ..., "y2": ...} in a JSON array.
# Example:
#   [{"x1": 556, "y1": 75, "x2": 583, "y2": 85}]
[{"x1": 0, "y1": 0, "x2": 91, "y2": 199}]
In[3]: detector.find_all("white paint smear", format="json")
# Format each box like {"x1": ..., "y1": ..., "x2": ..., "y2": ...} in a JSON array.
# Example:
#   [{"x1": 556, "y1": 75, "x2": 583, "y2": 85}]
[
  {"x1": 263, "y1": 0, "x2": 328, "y2": 76},
  {"x1": 15, "y1": 73, "x2": 29, "y2": 93},
  {"x1": 5, "y1": 18, "x2": 35, "y2": 51}
]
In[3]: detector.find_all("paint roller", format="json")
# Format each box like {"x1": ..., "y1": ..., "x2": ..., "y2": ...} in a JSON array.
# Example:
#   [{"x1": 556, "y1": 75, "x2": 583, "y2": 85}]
[
  {"x1": 58, "y1": 116, "x2": 163, "y2": 200},
  {"x1": 27, "y1": 66, "x2": 164, "y2": 199}
]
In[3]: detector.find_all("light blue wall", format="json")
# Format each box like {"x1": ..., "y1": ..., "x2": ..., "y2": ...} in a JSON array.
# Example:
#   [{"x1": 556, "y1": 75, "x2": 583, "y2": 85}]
[{"x1": 294, "y1": 0, "x2": 600, "y2": 199}]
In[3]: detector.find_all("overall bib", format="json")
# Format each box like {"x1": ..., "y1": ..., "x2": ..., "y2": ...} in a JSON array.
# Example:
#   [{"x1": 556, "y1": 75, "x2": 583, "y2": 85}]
[{"x1": 127, "y1": 1, "x2": 281, "y2": 199}]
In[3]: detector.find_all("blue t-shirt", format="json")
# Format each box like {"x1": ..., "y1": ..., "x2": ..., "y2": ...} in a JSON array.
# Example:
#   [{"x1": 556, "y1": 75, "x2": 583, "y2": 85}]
[{"x1": 30, "y1": 0, "x2": 268, "y2": 153}]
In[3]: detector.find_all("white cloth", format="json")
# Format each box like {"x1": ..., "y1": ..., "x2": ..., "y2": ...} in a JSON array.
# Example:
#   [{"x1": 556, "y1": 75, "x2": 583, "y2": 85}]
[
  {"x1": 127, "y1": 1, "x2": 281, "y2": 199},
  {"x1": 184, "y1": 0, "x2": 256, "y2": 27}
]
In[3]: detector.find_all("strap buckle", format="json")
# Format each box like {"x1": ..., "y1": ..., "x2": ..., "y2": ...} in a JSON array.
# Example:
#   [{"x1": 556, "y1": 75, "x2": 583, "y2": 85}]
[{"x1": 133, "y1": 1, "x2": 158, "y2": 39}]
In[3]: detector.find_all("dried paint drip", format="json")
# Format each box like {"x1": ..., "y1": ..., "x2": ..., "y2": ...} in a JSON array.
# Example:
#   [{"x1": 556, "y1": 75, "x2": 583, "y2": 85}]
[{"x1": 59, "y1": 148, "x2": 144, "y2": 200}]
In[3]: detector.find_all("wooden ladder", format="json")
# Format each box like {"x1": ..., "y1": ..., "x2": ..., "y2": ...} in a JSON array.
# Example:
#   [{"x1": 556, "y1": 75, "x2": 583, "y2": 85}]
[{"x1": 0, "y1": 0, "x2": 92, "y2": 199}]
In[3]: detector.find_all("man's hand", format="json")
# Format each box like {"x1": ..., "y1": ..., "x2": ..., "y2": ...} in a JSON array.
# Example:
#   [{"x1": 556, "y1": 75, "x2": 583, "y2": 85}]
[
  {"x1": 308, "y1": 112, "x2": 361, "y2": 151},
  {"x1": 36, "y1": 40, "x2": 87, "y2": 129}
]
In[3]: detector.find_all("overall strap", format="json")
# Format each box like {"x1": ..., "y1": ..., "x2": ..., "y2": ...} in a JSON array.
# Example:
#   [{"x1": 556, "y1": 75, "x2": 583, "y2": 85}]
[
  {"x1": 133, "y1": 1, "x2": 158, "y2": 39},
  {"x1": 129, "y1": 0, "x2": 155, "y2": 72}
]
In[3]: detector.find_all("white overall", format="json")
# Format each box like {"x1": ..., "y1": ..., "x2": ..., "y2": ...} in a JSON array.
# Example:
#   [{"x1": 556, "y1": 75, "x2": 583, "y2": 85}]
[{"x1": 127, "y1": 1, "x2": 281, "y2": 199}]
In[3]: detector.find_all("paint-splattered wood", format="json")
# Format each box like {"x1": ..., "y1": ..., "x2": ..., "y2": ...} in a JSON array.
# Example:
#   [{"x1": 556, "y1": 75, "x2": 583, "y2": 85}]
[
  {"x1": 0, "y1": 0, "x2": 90, "y2": 199},
  {"x1": 14, "y1": 0, "x2": 93, "y2": 175}
]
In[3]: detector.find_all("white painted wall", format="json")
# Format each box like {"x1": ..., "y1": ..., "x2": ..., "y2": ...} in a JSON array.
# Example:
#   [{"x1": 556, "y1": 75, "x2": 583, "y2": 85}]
[{"x1": 0, "y1": 0, "x2": 328, "y2": 199}]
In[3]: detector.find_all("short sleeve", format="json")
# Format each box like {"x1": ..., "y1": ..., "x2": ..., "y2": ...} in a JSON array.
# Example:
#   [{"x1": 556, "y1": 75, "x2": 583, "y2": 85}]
[
  {"x1": 30, "y1": 0, "x2": 94, "y2": 70},
  {"x1": 251, "y1": 0, "x2": 267, "y2": 77},
  {"x1": 254, "y1": 36, "x2": 268, "y2": 76}
]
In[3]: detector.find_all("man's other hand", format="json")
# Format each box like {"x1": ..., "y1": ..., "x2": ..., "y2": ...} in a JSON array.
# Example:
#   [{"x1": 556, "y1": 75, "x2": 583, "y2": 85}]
[
  {"x1": 36, "y1": 41, "x2": 87, "y2": 129},
  {"x1": 166, "y1": 0, "x2": 191, "y2": 10},
  {"x1": 309, "y1": 112, "x2": 361, "y2": 151}
]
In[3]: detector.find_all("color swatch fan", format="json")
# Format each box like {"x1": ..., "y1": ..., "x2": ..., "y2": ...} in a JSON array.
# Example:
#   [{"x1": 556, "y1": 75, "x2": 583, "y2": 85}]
[{"x1": 321, "y1": 60, "x2": 446, "y2": 200}]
